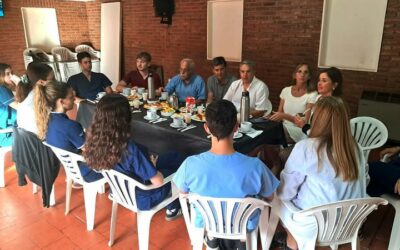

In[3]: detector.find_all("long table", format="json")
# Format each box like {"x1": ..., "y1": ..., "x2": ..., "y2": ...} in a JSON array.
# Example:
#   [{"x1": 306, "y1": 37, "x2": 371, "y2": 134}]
[{"x1": 76, "y1": 101, "x2": 287, "y2": 156}]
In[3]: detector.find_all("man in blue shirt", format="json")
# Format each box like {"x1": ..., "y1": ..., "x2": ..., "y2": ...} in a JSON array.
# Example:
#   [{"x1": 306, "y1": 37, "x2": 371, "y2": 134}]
[
  {"x1": 173, "y1": 100, "x2": 279, "y2": 249},
  {"x1": 67, "y1": 52, "x2": 113, "y2": 101},
  {"x1": 164, "y1": 58, "x2": 206, "y2": 104}
]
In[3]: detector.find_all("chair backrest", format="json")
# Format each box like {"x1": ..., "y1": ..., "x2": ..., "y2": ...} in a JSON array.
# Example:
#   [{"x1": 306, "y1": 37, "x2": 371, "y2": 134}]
[
  {"x1": 149, "y1": 64, "x2": 164, "y2": 86},
  {"x1": 51, "y1": 47, "x2": 77, "y2": 62},
  {"x1": 350, "y1": 116, "x2": 388, "y2": 160},
  {"x1": 181, "y1": 194, "x2": 270, "y2": 239},
  {"x1": 75, "y1": 44, "x2": 100, "y2": 59},
  {"x1": 43, "y1": 142, "x2": 86, "y2": 185},
  {"x1": 102, "y1": 169, "x2": 154, "y2": 212},
  {"x1": 295, "y1": 197, "x2": 388, "y2": 247}
]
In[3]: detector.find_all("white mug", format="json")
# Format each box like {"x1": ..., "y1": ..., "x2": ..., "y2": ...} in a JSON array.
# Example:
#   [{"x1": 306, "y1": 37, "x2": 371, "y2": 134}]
[
  {"x1": 240, "y1": 121, "x2": 252, "y2": 133},
  {"x1": 96, "y1": 92, "x2": 106, "y2": 100},
  {"x1": 123, "y1": 88, "x2": 131, "y2": 96},
  {"x1": 142, "y1": 92, "x2": 148, "y2": 101},
  {"x1": 147, "y1": 110, "x2": 156, "y2": 119},
  {"x1": 161, "y1": 92, "x2": 168, "y2": 100},
  {"x1": 138, "y1": 87, "x2": 145, "y2": 94},
  {"x1": 173, "y1": 117, "x2": 184, "y2": 127}
]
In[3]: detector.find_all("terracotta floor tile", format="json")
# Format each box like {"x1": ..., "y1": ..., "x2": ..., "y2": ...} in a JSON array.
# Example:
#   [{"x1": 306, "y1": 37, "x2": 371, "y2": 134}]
[
  {"x1": 42, "y1": 236, "x2": 79, "y2": 249},
  {"x1": 21, "y1": 220, "x2": 65, "y2": 247},
  {"x1": 61, "y1": 219, "x2": 108, "y2": 248}
]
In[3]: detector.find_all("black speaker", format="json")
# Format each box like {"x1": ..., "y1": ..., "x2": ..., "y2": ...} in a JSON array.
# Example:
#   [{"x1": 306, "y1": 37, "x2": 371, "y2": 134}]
[{"x1": 153, "y1": 0, "x2": 174, "y2": 24}]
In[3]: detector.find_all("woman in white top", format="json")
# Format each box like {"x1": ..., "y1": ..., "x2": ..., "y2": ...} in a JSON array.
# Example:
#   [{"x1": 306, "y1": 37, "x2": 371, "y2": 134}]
[
  {"x1": 268, "y1": 64, "x2": 317, "y2": 143},
  {"x1": 16, "y1": 62, "x2": 54, "y2": 134},
  {"x1": 275, "y1": 96, "x2": 367, "y2": 250}
]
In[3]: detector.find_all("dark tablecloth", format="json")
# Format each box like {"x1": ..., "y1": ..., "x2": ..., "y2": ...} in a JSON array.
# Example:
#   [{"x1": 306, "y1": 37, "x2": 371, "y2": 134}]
[{"x1": 76, "y1": 101, "x2": 287, "y2": 156}]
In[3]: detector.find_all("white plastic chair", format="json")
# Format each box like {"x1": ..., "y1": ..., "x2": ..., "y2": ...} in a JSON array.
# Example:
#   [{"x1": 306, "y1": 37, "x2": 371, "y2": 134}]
[
  {"x1": 380, "y1": 154, "x2": 400, "y2": 250},
  {"x1": 51, "y1": 47, "x2": 80, "y2": 82},
  {"x1": 281, "y1": 197, "x2": 388, "y2": 250},
  {"x1": 350, "y1": 116, "x2": 388, "y2": 161},
  {"x1": 44, "y1": 143, "x2": 106, "y2": 231},
  {"x1": 179, "y1": 194, "x2": 277, "y2": 250},
  {"x1": 0, "y1": 128, "x2": 13, "y2": 187},
  {"x1": 22, "y1": 48, "x2": 61, "y2": 81},
  {"x1": 101, "y1": 169, "x2": 178, "y2": 249}
]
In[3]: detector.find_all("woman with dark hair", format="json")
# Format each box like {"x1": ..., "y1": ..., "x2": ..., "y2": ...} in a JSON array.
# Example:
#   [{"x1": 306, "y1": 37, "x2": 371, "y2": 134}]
[
  {"x1": 35, "y1": 80, "x2": 102, "y2": 182},
  {"x1": 269, "y1": 63, "x2": 317, "y2": 143},
  {"x1": 0, "y1": 63, "x2": 17, "y2": 146},
  {"x1": 17, "y1": 62, "x2": 54, "y2": 134},
  {"x1": 275, "y1": 96, "x2": 367, "y2": 249},
  {"x1": 84, "y1": 94, "x2": 184, "y2": 219}
]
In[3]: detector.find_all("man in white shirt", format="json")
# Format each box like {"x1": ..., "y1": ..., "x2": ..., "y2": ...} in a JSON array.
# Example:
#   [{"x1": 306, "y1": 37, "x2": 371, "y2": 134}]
[{"x1": 223, "y1": 60, "x2": 272, "y2": 118}]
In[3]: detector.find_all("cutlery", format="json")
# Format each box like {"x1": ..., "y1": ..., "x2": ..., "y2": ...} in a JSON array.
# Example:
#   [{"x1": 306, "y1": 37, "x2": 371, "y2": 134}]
[
  {"x1": 148, "y1": 118, "x2": 161, "y2": 123},
  {"x1": 152, "y1": 118, "x2": 167, "y2": 124},
  {"x1": 132, "y1": 110, "x2": 142, "y2": 113},
  {"x1": 177, "y1": 125, "x2": 189, "y2": 131},
  {"x1": 180, "y1": 125, "x2": 196, "y2": 132}
]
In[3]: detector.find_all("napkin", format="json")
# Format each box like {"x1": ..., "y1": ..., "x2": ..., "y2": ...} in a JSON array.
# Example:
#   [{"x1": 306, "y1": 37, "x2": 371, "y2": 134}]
[{"x1": 246, "y1": 129, "x2": 263, "y2": 138}]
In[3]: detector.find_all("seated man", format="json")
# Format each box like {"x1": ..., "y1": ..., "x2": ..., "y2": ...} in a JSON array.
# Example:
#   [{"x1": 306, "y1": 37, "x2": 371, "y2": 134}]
[
  {"x1": 224, "y1": 60, "x2": 272, "y2": 118},
  {"x1": 67, "y1": 52, "x2": 113, "y2": 101},
  {"x1": 164, "y1": 58, "x2": 206, "y2": 104},
  {"x1": 206, "y1": 56, "x2": 237, "y2": 104},
  {"x1": 116, "y1": 51, "x2": 162, "y2": 93},
  {"x1": 173, "y1": 100, "x2": 279, "y2": 249}
]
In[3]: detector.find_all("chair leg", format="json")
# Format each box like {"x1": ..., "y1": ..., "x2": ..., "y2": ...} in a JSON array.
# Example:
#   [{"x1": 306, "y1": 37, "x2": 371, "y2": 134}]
[
  {"x1": 136, "y1": 211, "x2": 156, "y2": 250},
  {"x1": 261, "y1": 209, "x2": 279, "y2": 250},
  {"x1": 192, "y1": 227, "x2": 204, "y2": 250},
  {"x1": 351, "y1": 237, "x2": 360, "y2": 250},
  {"x1": 32, "y1": 183, "x2": 38, "y2": 194},
  {"x1": 65, "y1": 179, "x2": 73, "y2": 215},
  {"x1": 83, "y1": 185, "x2": 98, "y2": 231},
  {"x1": 97, "y1": 183, "x2": 105, "y2": 194},
  {"x1": 330, "y1": 244, "x2": 338, "y2": 250},
  {"x1": 49, "y1": 184, "x2": 56, "y2": 206},
  {"x1": 388, "y1": 203, "x2": 400, "y2": 250},
  {"x1": 108, "y1": 201, "x2": 118, "y2": 247},
  {"x1": 247, "y1": 228, "x2": 258, "y2": 250}
]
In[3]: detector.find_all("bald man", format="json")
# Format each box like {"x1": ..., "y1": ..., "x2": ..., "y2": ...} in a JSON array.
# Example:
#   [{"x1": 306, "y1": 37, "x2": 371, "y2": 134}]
[{"x1": 164, "y1": 58, "x2": 206, "y2": 104}]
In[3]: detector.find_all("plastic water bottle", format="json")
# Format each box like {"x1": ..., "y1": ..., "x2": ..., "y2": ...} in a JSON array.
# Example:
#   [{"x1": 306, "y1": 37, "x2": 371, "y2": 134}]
[
  {"x1": 240, "y1": 91, "x2": 250, "y2": 122},
  {"x1": 148, "y1": 73, "x2": 155, "y2": 100}
]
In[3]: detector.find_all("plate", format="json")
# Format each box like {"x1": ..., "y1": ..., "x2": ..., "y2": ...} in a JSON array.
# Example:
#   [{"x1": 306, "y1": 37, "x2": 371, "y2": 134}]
[
  {"x1": 129, "y1": 101, "x2": 143, "y2": 107},
  {"x1": 144, "y1": 115, "x2": 160, "y2": 121},
  {"x1": 170, "y1": 123, "x2": 186, "y2": 129},
  {"x1": 233, "y1": 132, "x2": 243, "y2": 139},
  {"x1": 161, "y1": 111, "x2": 175, "y2": 117},
  {"x1": 191, "y1": 114, "x2": 206, "y2": 122},
  {"x1": 147, "y1": 100, "x2": 159, "y2": 104},
  {"x1": 239, "y1": 127, "x2": 256, "y2": 134}
]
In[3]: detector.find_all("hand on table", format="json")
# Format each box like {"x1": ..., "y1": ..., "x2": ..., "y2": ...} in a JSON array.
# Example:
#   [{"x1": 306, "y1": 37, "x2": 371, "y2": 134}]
[
  {"x1": 380, "y1": 146, "x2": 400, "y2": 160},
  {"x1": 268, "y1": 111, "x2": 285, "y2": 122}
]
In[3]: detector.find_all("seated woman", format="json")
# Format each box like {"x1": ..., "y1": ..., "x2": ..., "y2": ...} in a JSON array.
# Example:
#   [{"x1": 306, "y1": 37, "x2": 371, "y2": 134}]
[
  {"x1": 83, "y1": 94, "x2": 184, "y2": 220},
  {"x1": 268, "y1": 63, "x2": 317, "y2": 143},
  {"x1": 368, "y1": 146, "x2": 400, "y2": 196},
  {"x1": 0, "y1": 63, "x2": 17, "y2": 146},
  {"x1": 294, "y1": 67, "x2": 343, "y2": 133},
  {"x1": 0, "y1": 63, "x2": 17, "y2": 147},
  {"x1": 17, "y1": 62, "x2": 55, "y2": 135},
  {"x1": 275, "y1": 96, "x2": 367, "y2": 250},
  {"x1": 34, "y1": 80, "x2": 102, "y2": 182}
]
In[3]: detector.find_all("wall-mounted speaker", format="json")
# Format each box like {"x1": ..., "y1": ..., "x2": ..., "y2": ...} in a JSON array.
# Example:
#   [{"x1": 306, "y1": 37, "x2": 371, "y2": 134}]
[{"x1": 153, "y1": 0, "x2": 174, "y2": 25}]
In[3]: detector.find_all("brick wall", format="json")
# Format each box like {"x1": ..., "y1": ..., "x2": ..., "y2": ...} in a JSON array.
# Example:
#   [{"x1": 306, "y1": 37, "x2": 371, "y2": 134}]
[{"x1": 1, "y1": 0, "x2": 399, "y2": 115}]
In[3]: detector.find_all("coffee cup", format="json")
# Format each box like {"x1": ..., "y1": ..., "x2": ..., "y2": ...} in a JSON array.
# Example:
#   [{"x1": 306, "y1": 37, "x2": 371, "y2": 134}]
[
  {"x1": 96, "y1": 91, "x2": 106, "y2": 100},
  {"x1": 10, "y1": 75, "x2": 21, "y2": 85},
  {"x1": 173, "y1": 117, "x2": 184, "y2": 127},
  {"x1": 184, "y1": 113, "x2": 191, "y2": 124},
  {"x1": 132, "y1": 99, "x2": 140, "y2": 109},
  {"x1": 123, "y1": 87, "x2": 131, "y2": 96},
  {"x1": 240, "y1": 121, "x2": 252, "y2": 133},
  {"x1": 138, "y1": 87, "x2": 145, "y2": 94},
  {"x1": 161, "y1": 92, "x2": 168, "y2": 100},
  {"x1": 142, "y1": 92, "x2": 148, "y2": 101},
  {"x1": 147, "y1": 110, "x2": 157, "y2": 119}
]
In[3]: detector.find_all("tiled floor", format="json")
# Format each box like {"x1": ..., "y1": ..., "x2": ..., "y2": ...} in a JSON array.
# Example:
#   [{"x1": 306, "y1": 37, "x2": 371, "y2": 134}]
[{"x1": 0, "y1": 150, "x2": 394, "y2": 249}]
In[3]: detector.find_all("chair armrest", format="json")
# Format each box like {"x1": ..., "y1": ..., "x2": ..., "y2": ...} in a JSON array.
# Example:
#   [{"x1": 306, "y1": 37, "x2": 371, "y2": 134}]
[
  {"x1": 0, "y1": 128, "x2": 13, "y2": 134},
  {"x1": 381, "y1": 153, "x2": 391, "y2": 163},
  {"x1": 134, "y1": 173, "x2": 175, "y2": 191}
]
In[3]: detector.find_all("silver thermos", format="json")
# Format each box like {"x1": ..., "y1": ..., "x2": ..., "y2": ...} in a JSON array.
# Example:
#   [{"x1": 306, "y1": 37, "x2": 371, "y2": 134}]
[
  {"x1": 169, "y1": 92, "x2": 179, "y2": 110},
  {"x1": 240, "y1": 91, "x2": 250, "y2": 122},
  {"x1": 148, "y1": 73, "x2": 155, "y2": 100}
]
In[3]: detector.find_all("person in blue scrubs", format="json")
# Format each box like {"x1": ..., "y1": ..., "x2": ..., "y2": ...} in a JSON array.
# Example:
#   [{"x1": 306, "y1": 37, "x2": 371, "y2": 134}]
[
  {"x1": 0, "y1": 63, "x2": 17, "y2": 146},
  {"x1": 84, "y1": 94, "x2": 184, "y2": 220},
  {"x1": 35, "y1": 80, "x2": 102, "y2": 182}
]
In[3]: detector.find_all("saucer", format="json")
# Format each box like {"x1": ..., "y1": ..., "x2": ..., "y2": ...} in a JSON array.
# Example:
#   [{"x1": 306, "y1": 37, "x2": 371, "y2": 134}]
[
  {"x1": 233, "y1": 132, "x2": 243, "y2": 139},
  {"x1": 239, "y1": 127, "x2": 256, "y2": 134},
  {"x1": 170, "y1": 123, "x2": 186, "y2": 129},
  {"x1": 144, "y1": 114, "x2": 160, "y2": 121}
]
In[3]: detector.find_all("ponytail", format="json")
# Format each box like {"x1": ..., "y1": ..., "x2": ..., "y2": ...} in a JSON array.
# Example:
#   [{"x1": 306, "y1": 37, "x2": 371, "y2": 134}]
[{"x1": 35, "y1": 84, "x2": 51, "y2": 140}]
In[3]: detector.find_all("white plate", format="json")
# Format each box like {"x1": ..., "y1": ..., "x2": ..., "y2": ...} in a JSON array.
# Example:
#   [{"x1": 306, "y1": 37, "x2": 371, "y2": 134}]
[
  {"x1": 239, "y1": 127, "x2": 256, "y2": 134},
  {"x1": 147, "y1": 100, "x2": 159, "y2": 104},
  {"x1": 161, "y1": 111, "x2": 175, "y2": 117},
  {"x1": 170, "y1": 123, "x2": 186, "y2": 129},
  {"x1": 144, "y1": 115, "x2": 160, "y2": 121},
  {"x1": 191, "y1": 114, "x2": 206, "y2": 122},
  {"x1": 233, "y1": 132, "x2": 243, "y2": 139}
]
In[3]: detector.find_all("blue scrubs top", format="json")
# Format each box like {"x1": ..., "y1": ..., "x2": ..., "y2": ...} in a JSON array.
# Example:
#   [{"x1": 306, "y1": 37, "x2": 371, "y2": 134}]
[{"x1": 67, "y1": 72, "x2": 112, "y2": 100}]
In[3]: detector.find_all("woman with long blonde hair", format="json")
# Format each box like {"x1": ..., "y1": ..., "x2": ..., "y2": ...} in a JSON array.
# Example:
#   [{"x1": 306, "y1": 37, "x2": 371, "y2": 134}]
[{"x1": 274, "y1": 96, "x2": 367, "y2": 250}]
